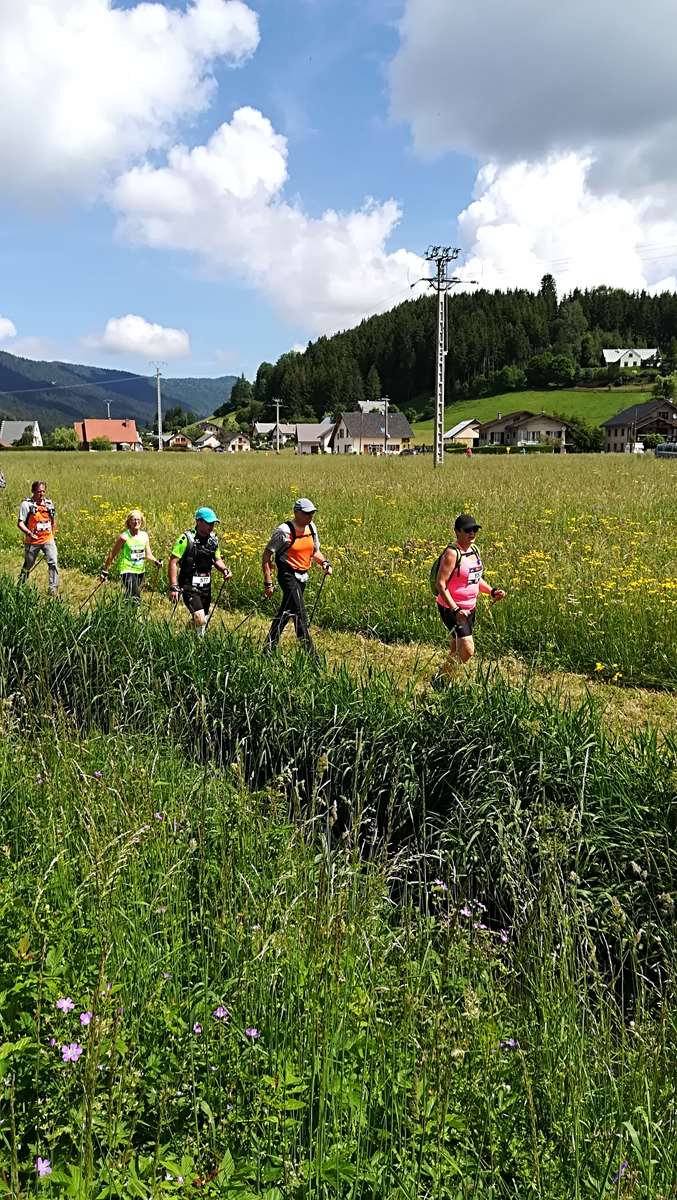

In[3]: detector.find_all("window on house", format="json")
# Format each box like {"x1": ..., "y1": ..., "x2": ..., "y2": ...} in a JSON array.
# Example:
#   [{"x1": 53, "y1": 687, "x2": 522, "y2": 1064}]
[{"x1": 339, "y1": 427, "x2": 345, "y2": 438}]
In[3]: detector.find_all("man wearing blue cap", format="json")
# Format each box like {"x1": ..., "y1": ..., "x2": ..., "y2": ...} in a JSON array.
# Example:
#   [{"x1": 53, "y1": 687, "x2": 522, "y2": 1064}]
[
  {"x1": 262, "y1": 497, "x2": 332, "y2": 655},
  {"x1": 168, "y1": 506, "x2": 232, "y2": 634}
]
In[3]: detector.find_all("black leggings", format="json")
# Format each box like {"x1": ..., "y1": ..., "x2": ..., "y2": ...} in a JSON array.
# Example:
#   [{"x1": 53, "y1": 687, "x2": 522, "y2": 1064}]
[
  {"x1": 267, "y1": 568, "x2": 315, "y2": 653},
  {"x1": 121, "y1": 572, "x2": 144, "y2": 603}
]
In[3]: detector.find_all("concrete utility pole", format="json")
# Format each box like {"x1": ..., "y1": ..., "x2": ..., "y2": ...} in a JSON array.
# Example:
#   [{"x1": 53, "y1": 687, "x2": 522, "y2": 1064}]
[
  {"x1": 104, "y1": 399, "x2": 113, "y2": 420},
  {"x1": 273, "y1": 396, "x2": 282, "y2": 454},
  {"x1": 152, "y1": 363, "x2": 166, "y2": 451},
  {"x1": 383, "y1": 395, "x2": 390, "y2": 455}
]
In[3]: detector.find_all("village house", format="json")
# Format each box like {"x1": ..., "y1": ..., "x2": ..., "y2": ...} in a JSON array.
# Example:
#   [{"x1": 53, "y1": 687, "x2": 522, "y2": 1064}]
[
  {"x1": 602, "y1": 348, "x2": 661, "y2": 372},
  {"x1": 73, "y1": 418, "x2": 142, "y2": 451},
  {"x1": 602, "y1": 398, "x2": 677, "y2": 452},
  {"x1": 252, "y1": 421, "x2": 296, "y2": 446},
  {"x1": 478, "y1": 410, "x2": 571, "y2": 450},
  {"x1": 194, "y1": 430, "x2": 221, "y2": 451},
  {"x1": 443, "y1": 418, "x2": 480, "y2": 448},
  {"x1": 222, "y1": 431, "x2": 251, "y2": 452},
  {"x1": 161, "y1": 432, "x2": 193, "y2": 450},
  {"x1": 329, "y1": 411, "x2": 414, "y2": 455},
  {"x1": 296, "y1": 419, "x2": 334, "y2": 454},
  {"x1": 0, "y1": 420, "x2": 43, "y2": 447}
]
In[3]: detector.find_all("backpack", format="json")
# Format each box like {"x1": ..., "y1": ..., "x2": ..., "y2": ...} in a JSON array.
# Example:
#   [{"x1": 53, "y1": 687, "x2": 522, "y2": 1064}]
[
  {"x1": 429, "y1": 543, "x2": 480, "y2": 596},
  {"x1": 178, "y1": 529, "x2": 219, "y2": 578},
  {"x1": 277, "y1": 520, "x2": 318, "y2": 565}
]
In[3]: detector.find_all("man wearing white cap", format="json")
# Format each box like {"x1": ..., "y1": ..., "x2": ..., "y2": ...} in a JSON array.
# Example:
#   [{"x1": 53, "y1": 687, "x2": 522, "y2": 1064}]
[{"x1": 262, "y1": 498, "x2": 332, "y2": 655}]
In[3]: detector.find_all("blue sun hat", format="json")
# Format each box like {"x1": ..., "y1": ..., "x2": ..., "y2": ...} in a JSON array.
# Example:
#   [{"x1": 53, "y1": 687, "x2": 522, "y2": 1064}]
[{"x1": 195, "y1": 506, "x2": 219, "y2": 524}]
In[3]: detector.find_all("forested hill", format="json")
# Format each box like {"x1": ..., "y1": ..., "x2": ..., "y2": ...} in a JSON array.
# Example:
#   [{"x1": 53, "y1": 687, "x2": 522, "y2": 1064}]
[
  {"x1": 0, "y1": 350, "x2": 237, "y2": 430},
  {"x1": 249, "y1": 278, "x2": 677, "y2": 423}
]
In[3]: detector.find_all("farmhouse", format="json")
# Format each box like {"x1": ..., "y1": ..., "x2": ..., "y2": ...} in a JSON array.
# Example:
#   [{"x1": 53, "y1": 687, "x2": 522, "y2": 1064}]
[
  {"x1": 478, "y1": 411, "x2": 571, "y2": 449},
  {"x1": 194, "y1": 431, "x2": 221, "y2": 451},
  {"x1": 602, "y1": 398, "x2": 677, "y2": 452},
  {"x1": 296, "y1": 419, "x2": 334, "y2": 454},
  {"x1": 161, "y1": 432, "x2": 193, "y2": 450},
  {"x1": 222, "y1": 431, "x2": 251, "y2": 452},
  {"x1": 73, "y1": 418, "x2": 142, "y2": 451},
  {"x1": 0, "y1": 420, "x2": 43, "y2": 447},
  {"x1": 602, "y1": 348, "x2": 661, "y2": 371},
  {"x1": 329, "y1": 411, "x2": 413, "y2": 455},
  {"x1": 252, "y1": 421, "x2": 296, "y2": 446},
  {"x1": 444, "y1": 418, "x2": 480, "y2": 447}
]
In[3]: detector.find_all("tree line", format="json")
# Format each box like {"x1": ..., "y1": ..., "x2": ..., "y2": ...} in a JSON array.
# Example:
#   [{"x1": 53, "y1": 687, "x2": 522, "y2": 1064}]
[{"x1": 227, "y1": 276, "x2": 677, "y2": 426}]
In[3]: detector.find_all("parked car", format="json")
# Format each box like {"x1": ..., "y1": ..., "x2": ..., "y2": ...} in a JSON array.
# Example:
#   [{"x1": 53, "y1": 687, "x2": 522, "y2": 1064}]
[{"x1": 655, "y1": 441, "x2": 677, "y2": 459}]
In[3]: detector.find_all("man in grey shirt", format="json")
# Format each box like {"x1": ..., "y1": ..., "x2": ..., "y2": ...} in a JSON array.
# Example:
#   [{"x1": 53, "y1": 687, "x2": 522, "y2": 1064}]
[{"x1": 262, "y1": 497, "x2": 332, "y2": 655}]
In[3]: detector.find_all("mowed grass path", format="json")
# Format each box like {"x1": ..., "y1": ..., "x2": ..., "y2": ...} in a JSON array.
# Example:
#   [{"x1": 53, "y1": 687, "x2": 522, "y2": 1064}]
[
  {"x1": 412, "y1": 387, "x2": 650, "y2": 436},
  {"x1": 0, "y1": 450, "x2": 676, "y2": 686}
]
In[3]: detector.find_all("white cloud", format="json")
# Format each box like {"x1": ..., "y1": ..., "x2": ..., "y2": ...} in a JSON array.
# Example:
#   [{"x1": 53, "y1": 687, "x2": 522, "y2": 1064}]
[
  {"x1": 112, "y1": 107, "x2": 426, "y2": 334},
  {"x1": 456, "y1": 154, "x2": 677, "y2": 294},
  {"x1": 0, "y1": 0, "x2": 259, "y2": 198},
  {"x1": 0, "y1": 317, "x2": 17, "y2": 341},
  {"x1": 389, "y1": 0, "x2": 677, "y2": 192},
  {"x1": 90, "y1": 315, "x2": 191, "y2": 358}
]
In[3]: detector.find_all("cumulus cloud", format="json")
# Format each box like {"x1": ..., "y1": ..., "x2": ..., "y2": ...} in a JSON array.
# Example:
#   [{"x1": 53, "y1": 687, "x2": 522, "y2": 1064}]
[
  {"x1": 0, "y1": 0, "x2": 259, "y2": 197},
  {"x1": 389, "y1": 0, "x2": 677, "y2": 192},
  {"x1": 90, "y1": 315, "x2": 191, "y2": 359},
  {"x1": 112, "y1": 107, "x2": 426, "y2": 334},
  {"x1": 455, "y1": 154, "x2": 677, "y2": 294},
  {"x1": 0, "y1": 317, "x2": 17, "y2": 341}
]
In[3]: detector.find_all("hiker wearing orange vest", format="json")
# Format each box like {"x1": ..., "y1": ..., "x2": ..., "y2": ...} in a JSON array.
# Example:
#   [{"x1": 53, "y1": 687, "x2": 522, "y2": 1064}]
[
  {"x1": 262, "y1": 498, "x2": 332, "y2": 655},
  {"x1": 18, "y1": 480, "x2": 59, "y2": 594}
]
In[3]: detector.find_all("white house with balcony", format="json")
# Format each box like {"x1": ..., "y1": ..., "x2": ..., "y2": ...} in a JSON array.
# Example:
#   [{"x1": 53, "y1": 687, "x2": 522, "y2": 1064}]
[
  {"x1": 478, "y1": 410, "x2": 571, "y2": 450},
  {"x1": 602, "y1": 348, "x2": 660, "y2": 370}
]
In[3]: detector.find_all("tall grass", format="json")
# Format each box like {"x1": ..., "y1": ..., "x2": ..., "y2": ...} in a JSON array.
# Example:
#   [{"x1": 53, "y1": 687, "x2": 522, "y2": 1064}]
[
  {"x1": 1, "y1": 452, "x2": 676, "y2": 685},
  {"x1": 0, "y1": 720, "x2": 675, "y2": 1198}
]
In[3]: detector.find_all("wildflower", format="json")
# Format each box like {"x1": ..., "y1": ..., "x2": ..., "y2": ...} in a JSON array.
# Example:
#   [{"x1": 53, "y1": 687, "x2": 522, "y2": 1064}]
[
  {"x1": 193, "y1": 1023, "x2": 202, "y2": 1036},
  {"x1": 245, "y1": 1027, "x2": 260, "y2": 1039},
  {"x1": 594, "y1": 662, "x2": 605, "y2": 672},
  {"x1": 459, "y1": 905, "x2": 473, "y2": 918},
  {"x1": 499, "y1": 930, "x2": 509, "y2": 944},
  {"x1": 432, "y1": 879, "x2": 448, "y2": 892},
  {"x1": 611, "y1": 1161, "x2": 628, "y2": 1184},
  {"x1": 79, "y1": 1011, "x2": 92, "y2": 1026},
  {"x1": 35, "y1": 1157, "x2": 52, "y2": 1177},
  {"x1": 473, "y1": 921, "x2": 488, "y2": 932},
  {"x1": 56, "y1": 997, "x2": 74, "y2": 1013},
  {"x1": 61, "y1": 1042, "x2": 83, "y2": 1063},
  {"x1": 499, "y1": 1038, "x2": 519, "y2": 1050},
  {"x1": 212, "y1": 1005, "x2": 229, "y2": 1022},
  {"x1": 49, "y1": 1038, "x2": 56, "y2": 1048},
  {"x1": 154, "y1": 811, "x2": 164, "y2": 821},
  {"x1": 36, "y1": 774, "x2": 46, "y2": 785}
]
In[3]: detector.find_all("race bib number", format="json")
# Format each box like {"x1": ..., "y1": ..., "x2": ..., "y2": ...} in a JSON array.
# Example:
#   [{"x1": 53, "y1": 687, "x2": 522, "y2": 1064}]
[
  {"x1": 467, "y1": 565, "x2": 483, "y2": 586},
  {"x1": 192, "y1": 573, "x2": 211, "y2": 589},
  {"x1": 130, "y1": 548, "x2": 145, "y2": 563},
  {"x1": 35, "y1": 521, "x2": 51, "y2": 532}
]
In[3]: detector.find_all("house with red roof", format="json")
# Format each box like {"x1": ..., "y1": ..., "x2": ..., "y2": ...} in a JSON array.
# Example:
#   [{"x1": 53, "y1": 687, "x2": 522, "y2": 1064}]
[{"x1": 73, "y1": 418, "x2": 143, "y2": 451}]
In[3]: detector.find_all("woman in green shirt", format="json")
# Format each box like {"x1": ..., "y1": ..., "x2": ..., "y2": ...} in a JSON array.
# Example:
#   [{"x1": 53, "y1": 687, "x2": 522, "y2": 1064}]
[{"x1": 101, "y1": 509, "x2": 162, "y2": 603}]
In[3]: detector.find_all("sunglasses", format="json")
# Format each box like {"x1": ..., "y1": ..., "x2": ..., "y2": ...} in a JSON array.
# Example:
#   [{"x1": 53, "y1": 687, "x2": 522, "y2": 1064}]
[{"x1": 460, "y1": 525, "x2": 480, "y2": 533}]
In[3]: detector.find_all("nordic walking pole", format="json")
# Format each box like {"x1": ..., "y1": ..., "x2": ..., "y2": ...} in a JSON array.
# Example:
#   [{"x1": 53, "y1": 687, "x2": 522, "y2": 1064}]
[
  {"x1": 229, "y1": 609, "x2": 256, "y2": 635},
  {"x1": 77, "y1": 578, "x2": 105, "y2": 615},
  {"x1": 204, "y1": 574, "x2": 228, "y2": 632},
  {"x1": 307, "y1": 570, "x2": 328, "y2": 630}
]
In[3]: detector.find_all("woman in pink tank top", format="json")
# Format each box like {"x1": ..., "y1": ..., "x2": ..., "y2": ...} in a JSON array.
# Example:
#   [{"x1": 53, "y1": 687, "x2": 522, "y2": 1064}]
[{"x1": 434, "y1": 513, "x2": 506, "y2": 678}]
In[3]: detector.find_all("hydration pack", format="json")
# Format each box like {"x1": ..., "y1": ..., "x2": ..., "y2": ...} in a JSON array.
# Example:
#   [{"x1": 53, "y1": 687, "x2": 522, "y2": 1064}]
[
  {"x1": 429, "y1": 543, "x2": 480, "y2": 596},
  {"x1": 178, "y1": 529, "x2": 219, "y2": 585}
]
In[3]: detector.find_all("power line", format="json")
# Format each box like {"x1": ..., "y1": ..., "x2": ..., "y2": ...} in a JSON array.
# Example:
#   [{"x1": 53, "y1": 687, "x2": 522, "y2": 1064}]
[{"x1": 0, "y1": 373, "x2": 153, "y2": 398}]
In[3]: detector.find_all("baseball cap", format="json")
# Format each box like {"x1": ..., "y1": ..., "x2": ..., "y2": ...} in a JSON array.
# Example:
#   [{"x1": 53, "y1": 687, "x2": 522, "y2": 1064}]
[
  {"x1": 195, "y1": 506, "x2": 219, "y2": 524},
  {"x1": 293, "y1": 497, "x2": 317, "y2": 513},
  {"x1": 454, "y1": 513, "x2": 481, "y2": 532}
]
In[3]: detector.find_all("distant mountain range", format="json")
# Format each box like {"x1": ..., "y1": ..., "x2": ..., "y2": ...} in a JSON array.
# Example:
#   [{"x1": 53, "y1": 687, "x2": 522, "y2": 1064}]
[{"x1": 0, "y1": 350, "x2": 237, "y2": 430}]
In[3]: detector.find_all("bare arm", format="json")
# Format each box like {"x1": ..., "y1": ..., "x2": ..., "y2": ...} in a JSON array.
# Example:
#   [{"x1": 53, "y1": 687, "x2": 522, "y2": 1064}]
[
  {"x1": 262, "y1": 547, "x2": 274, "y2": 588},
  {"x1": 102, "y1": 535, "x2": 126, "y2": 574},
  {"x1": 214, "y1": 555, "x2": 232, "y2": 578},
  {"x1": 435, "y1": 548, "x2": 461, "y2": 611},
  {"x1": 145, "y1": 538, "x2": 162, "y2": 568}
]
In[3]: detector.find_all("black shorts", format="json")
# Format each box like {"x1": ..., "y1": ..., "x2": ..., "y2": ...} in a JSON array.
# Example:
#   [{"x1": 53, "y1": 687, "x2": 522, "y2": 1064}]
[
  {"x1": 437, "y1": 604, "x2": 476, "y2": 639},
  {"x1": 120, "y1": 572, "x2": 144, "y2": 602},
  {"x1": 182, "y1": 586, "x2": 211, "y2": 615}
]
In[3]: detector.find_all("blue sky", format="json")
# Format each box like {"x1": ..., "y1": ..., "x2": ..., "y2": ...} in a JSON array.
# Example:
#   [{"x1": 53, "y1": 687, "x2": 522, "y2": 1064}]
[
  {"x1": 2, "y1": 0, "x2": 677, "y2": 381},
  {"x1": 0, "y1": 0, "x2": 475, "y2": 379}
]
